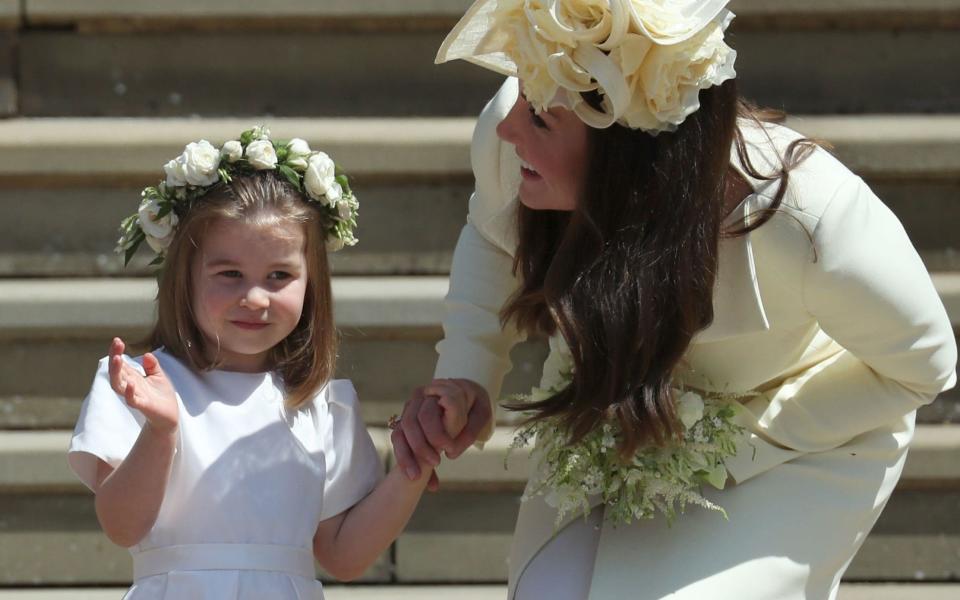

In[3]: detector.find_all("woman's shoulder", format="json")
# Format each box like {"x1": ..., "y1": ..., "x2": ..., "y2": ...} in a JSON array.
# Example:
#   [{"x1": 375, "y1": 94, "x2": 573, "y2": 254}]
[{"x1": 734, "y1": 117, "x2": 866, "y2": 222}]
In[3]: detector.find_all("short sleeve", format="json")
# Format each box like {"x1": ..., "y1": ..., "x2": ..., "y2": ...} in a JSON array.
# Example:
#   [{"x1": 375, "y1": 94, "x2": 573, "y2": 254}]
[
  {"x1": 68, "y1": 356, "x2": 147, "y2": 491},
  {"x1": 315, "y1": 380, "x2": 383, "y2": 521}
]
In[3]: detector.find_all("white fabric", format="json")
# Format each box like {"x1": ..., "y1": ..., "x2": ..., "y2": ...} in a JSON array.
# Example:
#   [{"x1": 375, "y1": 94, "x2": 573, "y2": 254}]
[
  {"x1": 68, "y1": 349, "x2": 383, "y2": 600},
  {"x1": 513, "y1": 506, "x2": 603, "y2": 600},
  {"x1": 434, "y1": 77, "x2": 958, "y2": 599}
]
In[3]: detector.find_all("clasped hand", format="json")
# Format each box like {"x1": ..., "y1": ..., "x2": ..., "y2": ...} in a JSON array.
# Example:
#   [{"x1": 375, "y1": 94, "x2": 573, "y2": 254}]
[{"x1": 390, "y1": 378, "x2": 492, "y2": 491}]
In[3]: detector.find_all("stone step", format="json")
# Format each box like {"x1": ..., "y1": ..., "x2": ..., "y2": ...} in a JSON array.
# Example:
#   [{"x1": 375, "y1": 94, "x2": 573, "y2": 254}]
[
  {"x1": 2, "y1": 585, "x2": 959, "y2": 600},
  {"x1": 0, "y1": 276, "x2": 956, "y2": 428},
  {"x1": 0, "y1": 426, "x2": 957, "y2": 584},
  {"x1": 0, "y1": 429, "x2": 394, "y2": 584},
  {"x1": 13, "y1": 12, "x2": 960, "y2": 117},
  {"x1": 0, "y1": 116, "x2": 958, "y2": 277},
  {"x1": 0, "y1": 277, "x2": 549, "y2": 427},
  {"x1": 23, "y1": 0, "x2": 960, "y2": 31}
]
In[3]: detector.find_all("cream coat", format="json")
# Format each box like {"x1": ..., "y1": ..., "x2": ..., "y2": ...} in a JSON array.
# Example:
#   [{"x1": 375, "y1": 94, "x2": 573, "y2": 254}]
[{"x1": 434, "y1": 78, "x2": 957, "y2": 599}]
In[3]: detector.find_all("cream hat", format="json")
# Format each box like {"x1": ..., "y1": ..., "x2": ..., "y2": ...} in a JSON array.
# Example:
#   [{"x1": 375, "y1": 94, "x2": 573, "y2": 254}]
[{"x1": 436, "y1": 0, "x2": 737, "y2": 133}]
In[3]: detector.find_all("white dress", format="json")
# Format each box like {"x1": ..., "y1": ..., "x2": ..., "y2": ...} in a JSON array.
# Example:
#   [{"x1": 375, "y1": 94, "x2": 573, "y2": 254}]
[{"x1": 68, "y1": 349, "x2": 382, "y2": 600}]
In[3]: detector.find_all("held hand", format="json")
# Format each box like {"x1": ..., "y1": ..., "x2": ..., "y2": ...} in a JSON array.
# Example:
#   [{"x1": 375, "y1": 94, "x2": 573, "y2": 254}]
[
  {"x1": 390, "y1": 379, "x2": 493, "y2": 491},
  {"x1": 423, "y1": 378, "x2": 476, "y2": 438},
  {"x1": 108, "y1": 338, "x2": 178, "y2": 434}
]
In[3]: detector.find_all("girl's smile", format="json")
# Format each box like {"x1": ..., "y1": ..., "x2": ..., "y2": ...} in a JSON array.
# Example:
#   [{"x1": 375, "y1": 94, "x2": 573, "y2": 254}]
[{"x1": 191, "y1": 217, "x2": 308, "y2": 372}]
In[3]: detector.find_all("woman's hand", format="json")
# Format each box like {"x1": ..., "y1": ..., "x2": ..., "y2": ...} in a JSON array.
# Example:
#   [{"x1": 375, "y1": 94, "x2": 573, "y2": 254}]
[
  {"x1": 423, "y1": 378, "x2": 477, "y2": 437},
  {"x1": 391, "y1": 378, "x2": 492, "y2": 491},
  {"x1": 108, "y1": 337, "x2": 178, "y2": 434}
]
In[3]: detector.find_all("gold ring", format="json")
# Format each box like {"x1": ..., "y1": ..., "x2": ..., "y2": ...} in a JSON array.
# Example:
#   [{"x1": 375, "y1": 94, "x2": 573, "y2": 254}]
[{"x1": 387, "y1": 414, "x2": 401, "y2": 431}]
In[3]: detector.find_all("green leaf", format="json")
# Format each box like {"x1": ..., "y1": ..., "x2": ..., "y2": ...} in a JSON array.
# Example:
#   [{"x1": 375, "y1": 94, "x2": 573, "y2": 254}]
[
  {"x1": 277, "y1": 165, "x2": 302, "y2": 191},
  {"x1": 275, "y1": 145, "x2": 289, "y2": 162},
  {"x1": 240, "y1": 129, "x2": 255, "y2": 145},
  {"x1": 148, "y1": 254, "x2": 165, "y2": 266},
  {"x1": 123, "y1": 230, "x2": 145, "y2": 266}
]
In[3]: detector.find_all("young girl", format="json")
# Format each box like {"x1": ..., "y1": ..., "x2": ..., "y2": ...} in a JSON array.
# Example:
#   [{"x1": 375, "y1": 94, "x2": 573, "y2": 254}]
[{"x1": 67, "y1": 127, "x2": 470, "y2": 599}]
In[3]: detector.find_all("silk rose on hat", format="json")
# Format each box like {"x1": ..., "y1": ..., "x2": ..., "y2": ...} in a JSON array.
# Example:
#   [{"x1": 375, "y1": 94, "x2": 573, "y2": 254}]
[{"x1": 438, "y1": 0, "x2": 736, "y2": 133}]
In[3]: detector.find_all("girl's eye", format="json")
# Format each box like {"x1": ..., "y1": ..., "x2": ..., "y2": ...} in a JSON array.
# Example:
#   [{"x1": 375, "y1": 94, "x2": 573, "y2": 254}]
[
  {"x1": 218, "y1": 270, "x2": 242, "y2": 278},
  {"x1": 268, "y1": 271, "x2": 292, "y2": 281},
  {"x1": 528, "y1": 105, "x2": 548, "y2": 130}
]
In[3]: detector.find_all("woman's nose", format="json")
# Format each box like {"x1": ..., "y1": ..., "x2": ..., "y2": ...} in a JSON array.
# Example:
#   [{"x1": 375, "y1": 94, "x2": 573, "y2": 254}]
[{"x1": 495, "y1": 99, "x2": 524, "y2": 145}]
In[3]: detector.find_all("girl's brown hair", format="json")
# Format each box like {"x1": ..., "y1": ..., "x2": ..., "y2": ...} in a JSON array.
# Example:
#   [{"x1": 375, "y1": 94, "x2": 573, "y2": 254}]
[
  {"x1": 149, "y1": 171, "x2": 336, "y2": 410},
  {"x1": 502, "y1": 79, "x2": 817, "y2": 457}
]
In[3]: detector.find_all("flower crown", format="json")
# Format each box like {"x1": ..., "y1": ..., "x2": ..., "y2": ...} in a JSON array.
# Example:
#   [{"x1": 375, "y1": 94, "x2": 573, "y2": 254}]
[
  {"x1": 116, "y1": 126, "x2": 359, "y2": 266},
  {"x1": 436, "y1": 0, "x2": 737, "y2": 133}
]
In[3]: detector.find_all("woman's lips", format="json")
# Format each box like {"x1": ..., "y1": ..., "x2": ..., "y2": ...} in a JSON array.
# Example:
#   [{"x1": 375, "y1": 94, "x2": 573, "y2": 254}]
[
  {"x1": 521, "y1": 166, "x2": 542, "y2": 181},
  {"x1": 230, "y1": 321, "x2": 269, "y2": 330}
]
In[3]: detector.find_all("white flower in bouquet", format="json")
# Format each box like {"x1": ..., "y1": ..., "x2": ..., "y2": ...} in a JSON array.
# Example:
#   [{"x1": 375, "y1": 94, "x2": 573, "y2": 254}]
[
  {"x1": 221, "y1": 140, "x2": 243, "y2": 163},
  {"x1": 507, "y1": 354, "x2": 747, "y2": 528},
  {"x1": 676, "y1": 391, "x2": 705, "y2": 430},
  {"x1": 304, "y1": 152, "x2": 337, "y2": 202},
  {"x1": 137, "y1": 195, "x2": 179, "y2": 253},
  {"x1": 246, "y1": 139, "x2": 278, "y2": 170},
  {"x1": 286, "y1": 138, "x2": 312, "y2": 170},
  {"x1": 181, "y1": 140, "x2": 221, "y2": 186}
]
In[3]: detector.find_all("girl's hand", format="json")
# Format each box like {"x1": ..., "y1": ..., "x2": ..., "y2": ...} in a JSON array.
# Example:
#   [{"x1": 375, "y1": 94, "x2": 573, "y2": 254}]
[
  {"x1": 391, "y1": 378, "x2": 492, "y2": 491},
  {"x1": 423, "y1": 378, "x2": 476, "y2": 438},
  {"x1": 107, "y1": 338, "x2": 178, "y2": 434}
]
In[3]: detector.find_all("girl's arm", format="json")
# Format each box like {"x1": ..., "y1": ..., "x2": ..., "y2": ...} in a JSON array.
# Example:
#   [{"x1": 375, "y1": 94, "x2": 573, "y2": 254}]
[
  {"x1": 313, "y1": 381, "x2": 472, "y2": 580},
  {"x1": 93, "y1": 338, "x2": 180, "y2": 547},
  {"x1": 312, "y1": 465, "x2": 431, "y2": 581}
]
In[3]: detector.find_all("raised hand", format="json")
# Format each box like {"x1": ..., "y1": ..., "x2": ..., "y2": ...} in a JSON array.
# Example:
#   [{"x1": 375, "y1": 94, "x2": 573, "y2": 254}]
[{"x1": 108, "y1": 338, "x2": 179, "y2": 434}]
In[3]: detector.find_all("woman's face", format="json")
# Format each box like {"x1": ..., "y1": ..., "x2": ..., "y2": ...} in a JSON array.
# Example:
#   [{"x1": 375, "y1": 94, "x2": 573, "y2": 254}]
[
  {"x1": 191, "y1": 217, "x2": 308, "y2": 372},
  {"x1": 495, "y1": 92, "x2": 589, "y2": 211}
]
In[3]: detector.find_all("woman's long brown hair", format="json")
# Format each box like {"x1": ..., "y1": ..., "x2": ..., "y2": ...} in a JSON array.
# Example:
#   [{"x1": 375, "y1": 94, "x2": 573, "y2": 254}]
[{"x1": 502, "y1": 79, "x2": 818, "y2": 457}]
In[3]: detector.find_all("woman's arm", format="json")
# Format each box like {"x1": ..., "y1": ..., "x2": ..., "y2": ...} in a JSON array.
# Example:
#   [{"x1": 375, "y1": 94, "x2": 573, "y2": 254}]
[
  {"x1": 394, "y1": 78, "x2": 525, "y2": 481},
  {"x1": 726, "y1": 175, "x2": 957, "y2": 483}
]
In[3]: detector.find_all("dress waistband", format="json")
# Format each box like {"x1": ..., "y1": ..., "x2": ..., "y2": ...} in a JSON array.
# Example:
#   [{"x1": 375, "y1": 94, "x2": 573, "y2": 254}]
[{"x1": 133, "y1": 543, "x2": 316, "y2": 580}]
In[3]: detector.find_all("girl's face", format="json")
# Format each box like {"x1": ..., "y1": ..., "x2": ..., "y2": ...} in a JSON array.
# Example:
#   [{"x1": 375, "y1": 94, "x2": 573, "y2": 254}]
[
  {"x1": 191, "y1": 217, "x2": 308, "y2": 372},
  {"x1": 495, "y1": 92, "x2": 589, "y2": 211}
]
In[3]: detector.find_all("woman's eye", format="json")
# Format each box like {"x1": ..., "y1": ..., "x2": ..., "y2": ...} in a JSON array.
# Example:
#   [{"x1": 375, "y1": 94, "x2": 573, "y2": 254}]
[
  {"x1": 528, "y1": 106, "x2": 548, "y2": 130},
  {"x1": 269, "y1": 271, "x2": 292, "y2": 281}
]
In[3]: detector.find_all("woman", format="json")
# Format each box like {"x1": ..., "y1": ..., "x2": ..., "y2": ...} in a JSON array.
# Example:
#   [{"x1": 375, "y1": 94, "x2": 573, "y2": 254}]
[{"x1": 392, "y1": 1, "x2": 957, "y2": 598}]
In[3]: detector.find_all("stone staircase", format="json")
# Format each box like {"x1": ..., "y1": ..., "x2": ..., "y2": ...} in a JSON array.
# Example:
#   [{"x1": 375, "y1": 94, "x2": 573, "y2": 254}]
[{"x1": 0, "y1": 0, "x2": 958, "y2": 597}]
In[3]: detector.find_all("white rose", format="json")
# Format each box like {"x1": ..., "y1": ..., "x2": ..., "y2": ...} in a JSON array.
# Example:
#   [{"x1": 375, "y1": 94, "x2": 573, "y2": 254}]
[
  {"x1": 627, "y1": 0, "x2": 730, "y2": 45},
  {"x1": 163, "y1": 156, "x2": 188, "y2": 187},
  {"x1": 245, "y1": 139, "x2": 278, "y2": 170},
  {"x1": 181, "y1": 140, "x2": 221, "y2": 187},
  {"x1": 631, "y1": 22, "x2": 735, "y2": 131},
  {"x1": 303, "y1": 152, "x2": 337, "y2": 201},
  {"x1": 676, "y1": 391, "x2": 705, "y2": 430},
  {"x1": 286, "y1": 138, "x2": 312, "y2": 170},
  {"x1": 221, "y1": 140, "x2": 243, "y2": 163},
  {"x1": 325, "y1": 181, "x2": 344, "y2": 207},
  {"x1": 137, "y1": 196, "x2": 179, "y2": 252}
]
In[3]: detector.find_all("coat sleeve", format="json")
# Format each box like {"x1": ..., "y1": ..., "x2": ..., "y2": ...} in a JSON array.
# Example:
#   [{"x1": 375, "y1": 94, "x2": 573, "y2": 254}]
[
  {"x1": 726, "y1": 175, "x2": 957, "y2": 483},
  {"x1": 434, "y1": 78, "x2": 524, "y2": 443}
]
